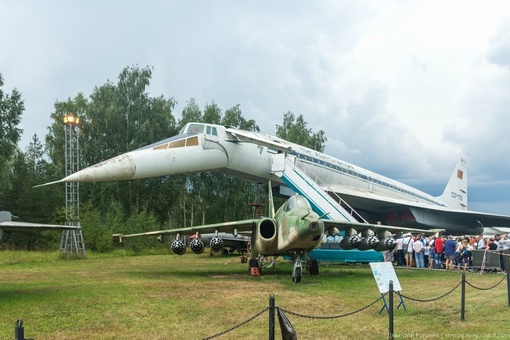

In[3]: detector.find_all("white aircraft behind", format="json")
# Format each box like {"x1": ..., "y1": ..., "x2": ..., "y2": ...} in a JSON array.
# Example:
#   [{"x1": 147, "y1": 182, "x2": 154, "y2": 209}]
[
  {"x1": 37, "y1": 122, "x2": 510, "y2": 235},
  {"x1": 0, "y1": 211, "x2": 80, "y2": 240}
]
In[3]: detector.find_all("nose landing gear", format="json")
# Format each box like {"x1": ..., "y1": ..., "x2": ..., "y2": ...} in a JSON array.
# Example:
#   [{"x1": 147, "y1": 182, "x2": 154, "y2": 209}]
[{"x1": 292, "y1": 259, "x2": 302, "y2": 283}]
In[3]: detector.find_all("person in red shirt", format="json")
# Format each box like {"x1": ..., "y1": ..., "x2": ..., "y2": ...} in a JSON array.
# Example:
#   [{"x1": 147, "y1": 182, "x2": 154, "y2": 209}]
[{"x1": 434, "y1": 235, "x2": 444, "y2": 269}]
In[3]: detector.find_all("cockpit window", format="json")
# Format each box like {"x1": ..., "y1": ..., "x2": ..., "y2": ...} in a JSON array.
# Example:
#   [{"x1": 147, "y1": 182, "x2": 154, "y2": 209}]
[
  {"x1": 186, "y1": 124, "x2": 205, "y2": 134},
  {"x1": 284, "y1": 197, "x2": 296, "y2": 212},
  {"x1": 295, "y1": 196, "x2": 310, "y2": 209},
  {"x1": 179, "y1": 123, "x2": 218, "y2": 136},
  {"x1": 284, "y1": 196, "x2": 309, "y2": 212}
]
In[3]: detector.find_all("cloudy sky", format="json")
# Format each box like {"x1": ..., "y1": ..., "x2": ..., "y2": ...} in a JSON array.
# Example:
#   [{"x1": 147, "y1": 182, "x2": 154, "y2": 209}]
[{"x1": 2, "y1": 1, "x2": 510, "y2": 214}]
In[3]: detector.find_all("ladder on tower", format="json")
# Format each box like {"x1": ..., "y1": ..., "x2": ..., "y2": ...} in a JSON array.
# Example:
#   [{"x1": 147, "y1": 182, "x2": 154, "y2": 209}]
[
  {"x1": 61, "y1": 115, "x2": 86, "y2": 257},
  {"x1": 60, "y1": 222, "x2": 86, "y2": 256}
]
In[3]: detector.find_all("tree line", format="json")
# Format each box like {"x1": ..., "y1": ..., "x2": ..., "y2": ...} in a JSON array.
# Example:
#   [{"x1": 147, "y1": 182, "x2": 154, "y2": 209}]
[{"x1": 0, "y1": 66, "x2": 326, "y2": 251}]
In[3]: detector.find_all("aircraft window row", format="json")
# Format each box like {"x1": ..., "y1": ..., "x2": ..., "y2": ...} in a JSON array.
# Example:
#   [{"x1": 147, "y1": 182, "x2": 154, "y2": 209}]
[
  {"x1": 153, "y1": 136, "x2": 199, "y2": 150},
  {"x1": 293, "y1": 151, "x2": 443, "y2": 207}
]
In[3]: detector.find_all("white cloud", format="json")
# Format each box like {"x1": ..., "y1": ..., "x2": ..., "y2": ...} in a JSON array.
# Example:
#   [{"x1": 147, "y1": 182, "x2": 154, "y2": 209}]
[{"x1": 2, "y1": 0, "x2": 510, "y2": 213}]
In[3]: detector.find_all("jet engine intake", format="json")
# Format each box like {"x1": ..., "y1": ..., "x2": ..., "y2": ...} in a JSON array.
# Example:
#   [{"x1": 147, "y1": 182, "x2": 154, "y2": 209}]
[
  {"x1": 252, "y1": 218, "x2": 278, "y2": 254},
  {"x1": 190, "y1": 238, "x2": 205, "y2": 254},
  {"x1": 210, "y1": 236, "x2": 224, "y2": 252},
  {"x1": 171, "y1": 239, "x2": 186, "y2": 255},
  {"x1": 258, "y1": 218, "x2": 276, "y2": 239}
]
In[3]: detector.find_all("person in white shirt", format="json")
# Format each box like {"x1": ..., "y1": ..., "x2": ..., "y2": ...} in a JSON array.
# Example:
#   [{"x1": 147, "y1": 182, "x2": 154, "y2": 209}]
[
  {"x1": 476, "y1": 235, "x2": 486, "y2": 249},
  {"x1": 413, "y1": 234, "x2": 425, "y2": 268},
  {"x1": 396, "y1": 237, "x2": 405, "y2": 266},
  {"x1": 500, "y1": 234, "x2": 510, "y2": 251},
  {"x1": 403, "y1": 234, "x2": 414, "y2": 267}
]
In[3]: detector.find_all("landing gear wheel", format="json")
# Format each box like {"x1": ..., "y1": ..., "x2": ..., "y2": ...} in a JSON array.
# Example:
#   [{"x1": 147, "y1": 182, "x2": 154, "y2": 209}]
[
  {"x1": 293, "y1": 267, "x2": 302, "y2": 283},
  {"x1": 292, "y1": 258, "x2": 303, "y2": 283},
  {"x1": 309, "y1": 259, "x2": 319, "y2": 275}
]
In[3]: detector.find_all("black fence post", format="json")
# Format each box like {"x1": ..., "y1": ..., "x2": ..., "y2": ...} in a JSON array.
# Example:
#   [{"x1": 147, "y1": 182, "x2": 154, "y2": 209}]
[
  {"x1": 389, "y1": 281, "x2": 394, "y2": 340},
  {"x1": 14, "y1": 319, "x2": 24, "y2": 340},
  {"x1": 461, "y1": 273, "x2": 465, "y2": 321},
  {"x1": 506, "y1": 257, "x2": 510, "y2": 307},
  {"x1": 269, "y1": 294, "x2": 275, "y2": 340}
]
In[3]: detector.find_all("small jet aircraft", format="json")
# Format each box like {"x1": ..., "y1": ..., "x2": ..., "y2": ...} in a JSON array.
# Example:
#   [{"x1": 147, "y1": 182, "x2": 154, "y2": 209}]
[
  {"x1": 0, "y1": 211, "x2": 80, "y2": 240},
  {"x1": 113, "y1": 183, "x2": 438, "y2": 282},
  {"x1": 37, "y1": 122, "x2": 510, "y2": 235}
]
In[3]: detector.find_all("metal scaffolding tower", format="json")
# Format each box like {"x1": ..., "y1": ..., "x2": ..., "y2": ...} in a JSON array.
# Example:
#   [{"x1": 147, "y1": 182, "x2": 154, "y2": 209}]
[{"x1": 60, "y1": 114, "x2": 86, "y2": 256}]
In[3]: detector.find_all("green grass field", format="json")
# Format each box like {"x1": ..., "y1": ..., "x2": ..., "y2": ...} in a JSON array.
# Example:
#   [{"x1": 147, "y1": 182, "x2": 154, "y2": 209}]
[{"x1": 1, "y1": 250, "x2": 509, "y2": 339}]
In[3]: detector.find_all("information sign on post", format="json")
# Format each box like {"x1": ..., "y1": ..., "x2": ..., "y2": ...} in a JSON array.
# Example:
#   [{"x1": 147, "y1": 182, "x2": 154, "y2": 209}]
[{"x1": 370, "y1": 262, "x2": 402, "y2": 293}]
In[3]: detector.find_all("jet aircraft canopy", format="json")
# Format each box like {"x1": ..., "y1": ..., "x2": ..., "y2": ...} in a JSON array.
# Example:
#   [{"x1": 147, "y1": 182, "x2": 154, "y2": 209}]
[{"x1": 283, "y1": 195, "x2": 311, "y2": 212}]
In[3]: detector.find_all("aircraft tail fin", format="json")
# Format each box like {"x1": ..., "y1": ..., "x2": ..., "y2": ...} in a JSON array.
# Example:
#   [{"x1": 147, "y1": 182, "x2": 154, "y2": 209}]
[
  {"x1": 268, "y1": 181, "x2": 275, "y2": 219},
  {"x1": 437, "y1": 158, "x2": 468, "y2": 210}
]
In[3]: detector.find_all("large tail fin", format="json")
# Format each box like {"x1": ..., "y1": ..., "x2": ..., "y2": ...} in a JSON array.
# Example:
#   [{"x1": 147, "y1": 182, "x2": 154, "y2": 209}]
[{"x1": 437, "y1": 158, "x2": 468, "y2": 210}]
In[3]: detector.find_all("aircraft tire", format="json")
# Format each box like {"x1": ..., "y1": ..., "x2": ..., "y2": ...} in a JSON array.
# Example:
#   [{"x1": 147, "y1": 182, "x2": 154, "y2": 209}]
[
  {"x1": 293, "y1": 267, "x2": 302, "y2": 283},
  {"x1": 309, "y1": 259, "x2": 319, "y2": 275}
]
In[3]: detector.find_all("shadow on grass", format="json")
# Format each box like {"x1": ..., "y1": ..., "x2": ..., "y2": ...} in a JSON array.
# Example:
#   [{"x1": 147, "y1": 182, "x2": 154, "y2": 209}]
[
  {"x1": 0, "y1": 284, "x2": 74, "y2": 304},
  {"x1": 120, "y1": 260, "x2": 378, "y2": 285}
]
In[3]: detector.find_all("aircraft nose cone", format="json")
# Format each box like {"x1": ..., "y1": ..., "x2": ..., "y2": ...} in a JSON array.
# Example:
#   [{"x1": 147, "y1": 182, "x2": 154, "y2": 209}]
[{"x1": 64, "y1": 153, "x2": 136, "y2": 182}]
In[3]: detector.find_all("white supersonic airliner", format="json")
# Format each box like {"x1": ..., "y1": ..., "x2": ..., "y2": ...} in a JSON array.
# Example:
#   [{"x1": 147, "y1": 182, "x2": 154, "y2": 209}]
[{"x1": 37, "y1": 122, "x2": 510, "y2": 236}]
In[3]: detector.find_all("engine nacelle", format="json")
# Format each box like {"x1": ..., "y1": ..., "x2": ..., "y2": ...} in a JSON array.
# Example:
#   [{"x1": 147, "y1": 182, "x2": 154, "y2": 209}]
[
  {"x1": 210, "y1": 236, "x2": 224, "y2": 252},
  {"x1": 374, "y1": 236, "x2": 397, "y2": 252},
  {"x1": 358, "y1": 236, "x2": 380, "y2": 250},
  {"x1": 251, "y1": 218, "x2": 277, "y2": 254},
  {"x1": 171, "y1": 239, "x2": 186, "y2": 255},
  {"x1": 340, "y1": 234, "x2": 362, "y2": 250},
  {"x1": 190, "y1": 238, "x2": 205, "y2": 254}
]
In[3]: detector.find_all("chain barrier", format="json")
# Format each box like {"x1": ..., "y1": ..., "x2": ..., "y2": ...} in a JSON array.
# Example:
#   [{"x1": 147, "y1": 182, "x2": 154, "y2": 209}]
[
  {"x1": 202, "y1": 271, "x2": 508, "y2": 338},
  {"x1": 202, "y1": 307, "x2": 269, "y2": 340},
  {"x1": 280, "y1": 295, "x2": 384, "y2": 320},
  {"x1": 466, "y1": 273, "x2": 508, "y2": 290},
  {"x1": 400, "y1": 281, "x2": 462, "y2": 302}
]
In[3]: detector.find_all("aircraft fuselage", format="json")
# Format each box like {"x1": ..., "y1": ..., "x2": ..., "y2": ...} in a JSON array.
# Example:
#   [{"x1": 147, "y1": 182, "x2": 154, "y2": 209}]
[{"x1": 58, "y1": 122, "x2": 490, "y2": 234}]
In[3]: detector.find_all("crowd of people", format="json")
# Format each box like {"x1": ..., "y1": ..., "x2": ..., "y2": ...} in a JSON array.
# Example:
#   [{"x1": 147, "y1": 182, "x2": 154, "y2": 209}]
[{"x1": 385, "y1": 233, "x2": 510, "y2": 271}]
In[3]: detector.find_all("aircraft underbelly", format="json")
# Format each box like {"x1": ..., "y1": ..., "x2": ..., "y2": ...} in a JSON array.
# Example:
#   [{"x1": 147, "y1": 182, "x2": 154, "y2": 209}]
[
  {"x1": 279, "y1": 239, "x2": 319, "y2": 253},
  {"x1": 277, "y1": 228, "x2": 321, "y2": 253},
  {"x1": 224, "y1": 144, "x2": 275, "y2": 182}
]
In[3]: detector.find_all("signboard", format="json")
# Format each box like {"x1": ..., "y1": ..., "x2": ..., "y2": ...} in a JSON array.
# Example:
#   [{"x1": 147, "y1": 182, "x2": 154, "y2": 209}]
[{"x1": 370, "y1": 262, "x2": 402, "y2": 294}]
